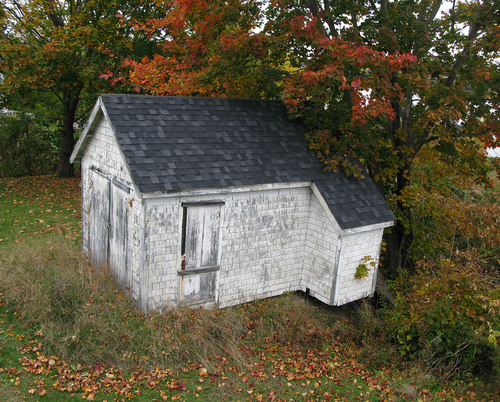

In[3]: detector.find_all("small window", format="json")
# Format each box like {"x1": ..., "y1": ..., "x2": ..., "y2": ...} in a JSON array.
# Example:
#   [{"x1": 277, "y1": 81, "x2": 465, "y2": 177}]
[
  {"x1": 180, "y1": 202, "x2": 223, "y2": 272},
  {"x1": 179, "y1": 202, "x2": 223, "y2": 304}
]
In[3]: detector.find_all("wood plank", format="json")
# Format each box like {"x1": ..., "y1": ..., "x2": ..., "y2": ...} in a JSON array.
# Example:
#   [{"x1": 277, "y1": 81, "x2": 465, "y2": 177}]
[{"x1": 89, "y1": 171, "x2": 110, "y2": 269}]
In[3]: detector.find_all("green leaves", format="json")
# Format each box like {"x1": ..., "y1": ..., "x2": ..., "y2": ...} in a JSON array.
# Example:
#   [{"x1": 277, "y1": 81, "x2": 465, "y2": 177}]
[
  {"x1": 0, "y1": 0, "x2": 170, "y2": 176},
  {"x1": 386, "y1": 255, "x2": 499, "y2": 375}
]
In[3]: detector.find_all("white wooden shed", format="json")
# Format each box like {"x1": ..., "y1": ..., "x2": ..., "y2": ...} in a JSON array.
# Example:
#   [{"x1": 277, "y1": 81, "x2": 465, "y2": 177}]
[{"x1": 70, "y1": 94, "x2": 395, "y2": 311}]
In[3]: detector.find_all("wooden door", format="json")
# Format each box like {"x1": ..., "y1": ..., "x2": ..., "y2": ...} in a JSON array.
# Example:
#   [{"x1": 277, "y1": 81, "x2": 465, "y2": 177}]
[
  {"x1": 88, "y1": 171, "x2": 110, "y2": 269},
  {"x1": 180, "y1": 203, "x2": 222, "y2": 304},
  {"x1": 108, "y1": 183, "x2": 129, "y2": 286}
]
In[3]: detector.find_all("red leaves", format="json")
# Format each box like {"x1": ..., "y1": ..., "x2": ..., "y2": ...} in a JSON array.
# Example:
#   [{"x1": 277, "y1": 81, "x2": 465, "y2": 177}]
[
  {"x1": 282, "y1": 30, "x2": 419, "y2": 134},
  {"x1": 350, "y1": 76, "x2": 362, "y2": 89},
  {"x1": 94, "y1": 363, "x2": 101, "y2": 374},
  {"x1": 119, "y1": 0, "x2": 279, "y2": 98}
]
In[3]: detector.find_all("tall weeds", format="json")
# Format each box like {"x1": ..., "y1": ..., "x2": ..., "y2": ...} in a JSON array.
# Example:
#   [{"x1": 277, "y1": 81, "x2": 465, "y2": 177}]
[{"x1": 0, "y1": 237, "x2": 342, "y2": 372}]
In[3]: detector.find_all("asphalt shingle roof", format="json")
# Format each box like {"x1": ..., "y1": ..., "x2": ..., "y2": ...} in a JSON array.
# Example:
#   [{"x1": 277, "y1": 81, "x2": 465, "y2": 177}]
[{"x1": 80, "y1": 94, "x2": 395, "y2": 230}]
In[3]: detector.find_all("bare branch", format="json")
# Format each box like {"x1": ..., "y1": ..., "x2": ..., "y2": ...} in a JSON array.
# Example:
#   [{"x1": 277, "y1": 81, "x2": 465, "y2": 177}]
[
  {"x1": 425, "y1": 0, "x2": 443, "y2": 27},
  {"x1": 445, "y1": 20, "x2": 481, "y2": 87},
  {"x1": 322, "y1": 0, "x2": 339, "y2": 37}
]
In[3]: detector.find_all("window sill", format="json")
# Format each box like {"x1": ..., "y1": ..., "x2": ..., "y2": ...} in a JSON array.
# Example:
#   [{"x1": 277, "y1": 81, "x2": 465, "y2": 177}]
[{"x1": 178, "y1": 266, "x2": 220, "y2": 276}]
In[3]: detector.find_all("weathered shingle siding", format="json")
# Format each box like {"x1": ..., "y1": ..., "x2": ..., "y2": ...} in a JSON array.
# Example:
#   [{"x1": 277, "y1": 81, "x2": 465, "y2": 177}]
[
  {"x1": 130, "y1": 200, "x2": 146, "y2": 308},
  {"x1": 144, "y1": 199, "x2": 180, "y2": 310},
  {"x1": 80, "y1": 115, "x2": 145, "y2": 306},
  {"x1": 332, "y1": 228, "x2": 384, "y2": 305},
  {"x1": 141, "y1": 185, "x2": 373, "y2": 311},
  {"x1": 82, "y1": 115, "x2": 135, "y2": 188},
  {"x1": 142, "y1": 187, "x2": 311, "y2": 309},
  {"x1": 218, "y1": 187, "x2": 310, "y2": 308},
  {"x1": 302, "y1": 193, "x2": 341, "y2": 304}
]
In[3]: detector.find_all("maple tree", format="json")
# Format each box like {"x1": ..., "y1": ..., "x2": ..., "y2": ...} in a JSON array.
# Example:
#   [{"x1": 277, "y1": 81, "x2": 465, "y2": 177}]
[
  {"x1": 0, "y1": 0, "x2": 168, "y2": 177},
  {"x1": 121, "y1": 0, "x2": 499, "y2": 276},
  {"x1": 113, "y1": 0, "x2": 275, "y2": 97},
  {"x1": 280, "y1": 0, "x2": 499, "y2": 276}
]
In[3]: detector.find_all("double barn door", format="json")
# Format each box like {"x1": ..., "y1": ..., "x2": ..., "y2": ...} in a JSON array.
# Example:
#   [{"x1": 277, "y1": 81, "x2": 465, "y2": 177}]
[{"x1": 88, "y1": 170, "x2": 129, "y2": 286}]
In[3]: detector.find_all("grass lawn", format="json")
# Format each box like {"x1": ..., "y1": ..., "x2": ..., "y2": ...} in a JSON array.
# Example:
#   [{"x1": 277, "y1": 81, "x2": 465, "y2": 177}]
[{"x1": 0, "y1": 176, "x2": 496, "y2": 400}]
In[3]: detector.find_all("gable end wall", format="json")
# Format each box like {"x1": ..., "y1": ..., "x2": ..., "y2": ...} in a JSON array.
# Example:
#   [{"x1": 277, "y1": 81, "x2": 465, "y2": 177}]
[
  {"x1": 80, "y1": 115, "x2": 146, "y2": 307},
  {"x1": 302, "y1": 194, "x2": 341, "y2": 304}
]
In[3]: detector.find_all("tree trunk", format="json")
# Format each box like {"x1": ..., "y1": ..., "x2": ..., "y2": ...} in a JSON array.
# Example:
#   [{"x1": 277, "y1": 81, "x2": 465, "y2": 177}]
[
  {"x1": 56, "y1": 92, "x2": 79, "y2": 177},
  {"x1": 385, "y1": 221, "x2": 405, "y2": 278},
  {"x1": 384, "y1": 156, "x2": 414, "y2": 278}
]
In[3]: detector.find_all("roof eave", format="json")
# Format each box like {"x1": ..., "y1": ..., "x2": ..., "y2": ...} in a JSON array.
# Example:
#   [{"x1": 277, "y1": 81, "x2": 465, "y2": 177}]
[
  {"x1": 70, "y1": 96, "x2": 105, "y2": 163},
  {"x1": 140, "y1": 181, "x2": 313, "y2": 199},
  {"x1": 311, "y1": 182, "x2": 395, "y2": 233},
  {"x1": 341, "y1": 220, "x2": 395, "y2": 234}
]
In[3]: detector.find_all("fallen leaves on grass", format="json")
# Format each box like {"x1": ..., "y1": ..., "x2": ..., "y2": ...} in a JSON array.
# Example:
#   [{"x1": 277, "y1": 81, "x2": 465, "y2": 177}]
[
  {"x1": 2, "y1": 296, "x2": 489, "y2": 401},
  {"x1": 0, "y1": 176, "x2": 81, "y2": 243},
  {"x1": 20, "y1": 341, "x2": 188, "y2": 400}
]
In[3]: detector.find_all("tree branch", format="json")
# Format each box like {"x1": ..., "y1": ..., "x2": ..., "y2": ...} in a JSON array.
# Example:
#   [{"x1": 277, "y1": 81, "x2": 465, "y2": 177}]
[
  {"x1": 445, "y1": 20, "x2": 481, "y2": 87},
  {"x1": 418, "y1": 0, "x2": 443, "y2": 26},
  {"x1": 321, "y1": 0, "x2": 339, "y2": 37},
  {"x1": 425, "y1": 0, "x2": 443, "y2": 27},
  {"x1": 380, "y1": 0, "x2": 388, "y2": 19},
  {"x1": 305, "y1": 0, "x2": 339, "y2": 38}
]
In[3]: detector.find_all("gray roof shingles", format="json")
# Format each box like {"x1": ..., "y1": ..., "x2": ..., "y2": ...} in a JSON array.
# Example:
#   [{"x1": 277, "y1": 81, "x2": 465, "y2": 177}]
[{"x1": 98, "y1": 94, "x2": 394, "y2": 230}]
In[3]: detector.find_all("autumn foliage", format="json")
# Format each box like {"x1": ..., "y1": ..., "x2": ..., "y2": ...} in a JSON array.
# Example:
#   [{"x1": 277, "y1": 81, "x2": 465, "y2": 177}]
[
  {"x1": 0, "y1": 0, "x2": 169, "y2": 177},
  {"x1": 113, "y1": 0, "x2": 499, "y2": 277},
  {"x1": 387, "y1": 254, "x2": 499, "y2": 378},
  {"x1": 1, "y1": 0, "x2": 498, "y2": 274}
]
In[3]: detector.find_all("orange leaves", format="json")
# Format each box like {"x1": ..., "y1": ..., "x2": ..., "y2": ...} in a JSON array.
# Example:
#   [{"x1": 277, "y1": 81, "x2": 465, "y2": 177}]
[
  {"x1": 118, "y1": 0, "x2": 274, "y2": 98},
  {"x1": 350, "y1": 76, "x2": 362, "y2": 89},
  {"x1": 19, "y1": 343, "x2": 186, "y2": 399}
]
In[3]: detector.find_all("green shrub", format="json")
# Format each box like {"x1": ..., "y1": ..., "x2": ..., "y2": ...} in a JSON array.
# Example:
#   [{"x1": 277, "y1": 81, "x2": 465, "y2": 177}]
[
  {"x1": 385, "y1": 257, "x2": 499, "y2": 379},
  {"x1": 0, "y1": 112, "x2": 59, "y2": 176}
]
